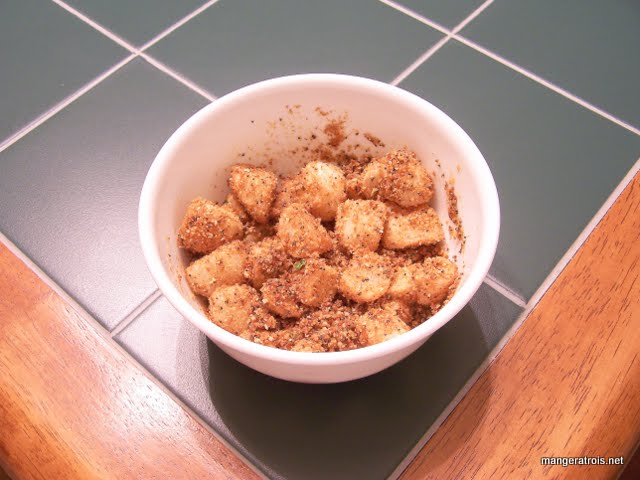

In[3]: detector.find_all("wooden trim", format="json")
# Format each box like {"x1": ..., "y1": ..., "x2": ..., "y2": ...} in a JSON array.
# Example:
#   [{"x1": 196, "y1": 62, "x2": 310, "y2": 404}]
[
  {"x1": 0, "y1": 242, "x2": 259, "y2": 480},
  {"x1": 401, "y1": 174, "x2": 640, "y2": 479}
]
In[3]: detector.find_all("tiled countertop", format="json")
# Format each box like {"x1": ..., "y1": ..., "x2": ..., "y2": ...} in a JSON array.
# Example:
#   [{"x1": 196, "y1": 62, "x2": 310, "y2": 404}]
[{"x1": 1, "y1": 1, "x2": 639, "y2": 479}]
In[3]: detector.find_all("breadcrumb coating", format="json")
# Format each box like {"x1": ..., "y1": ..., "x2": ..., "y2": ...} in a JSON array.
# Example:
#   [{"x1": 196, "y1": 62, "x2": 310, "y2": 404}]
[
  {"x1": 178, "y1": 197, "x2": 243, "y2": 254},
  {"x1": 178, "y1": 145, "x2": 460, "y2": 351}
]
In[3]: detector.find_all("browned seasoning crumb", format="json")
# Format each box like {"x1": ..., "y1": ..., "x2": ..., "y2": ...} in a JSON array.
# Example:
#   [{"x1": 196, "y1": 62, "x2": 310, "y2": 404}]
[
  {"x1": 323, "y1": 118, "x2": 346, "y2": 148},
  {"x1": 363, "y1": 132, "x2": 385, "y2": 147},
  {"x1": 176, "y1": 122, "x2": 462, "y2": 352},
  {"x1": 445, "y1": 179, "x2": 465, "y2": 249}
]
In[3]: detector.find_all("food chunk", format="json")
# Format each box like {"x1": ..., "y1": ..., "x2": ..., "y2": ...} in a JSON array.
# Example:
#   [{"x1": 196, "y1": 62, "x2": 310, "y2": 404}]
[
  {"x1": 208, "y1": 285, "x2": 260, "y2": 335},
  {"x1": 417, "y1": 256, "x2": 458, "y2": 305},
  {"x1": 376, "y1": 149, "x2": 434, "y2": 207},
  {"x1": 335, "y1": 199, "x2": 388, "y2": 252},
  {"x1": 243, "y1": 236, "x2": 289, "y2": 288},
  {"x1": 179, "y1": 143, "x2": 461, "y2": 352},
  {"x1": 185, "y1": 241, "x2": 247, "y2": 297},
  {"x1": 271, "y1": 176, "x2": 305, "y2": 219},
  {"x1": 358, "y1": 301, "x2": 410, "y2": 345},
  {"x1": 261, "y1": 277, "x2": 304, "y2": 318},
  {"x1": 277, "y1": 203, "x2": 332, "y2": 258},
  {"x1": 389, "y1": 256, "x2": 458, "y2": 305},
  {"x1": 382, "y1": 207, "x2": 444, "y2": 249},
  {"x1": 272, "y1": 162, "x2": 346, "y2": 220},
  {"x1": 387, "y1": 263, "x2": 419, "y2": 301},
  {"x1": 349, "y1": 149, "x2": 433, "y2": 207},
  {"x1": 229, "y1": 164, "x2": 278, "y2": 223},
  {"x1": 291, "y1": 258, "x2": 339, "y2": 307},
  {"x1": 222, "y1": 193, "x2": 249, "y2": 223},
  {"x1": 339, "y1": 252, "x2": 392, "y2": 303},
  {"x1": 298, "y1": 162, "x2": 346, "y2": 220},
  {"x1": 178, "y1": 197, "x2": 244, "y2": 254},
  {"x1": 243, "y1": 221, "x2": 275, "y2": 244},
  {"x1": 346, "y1": 159, "x2": 384, "y2": 199}
]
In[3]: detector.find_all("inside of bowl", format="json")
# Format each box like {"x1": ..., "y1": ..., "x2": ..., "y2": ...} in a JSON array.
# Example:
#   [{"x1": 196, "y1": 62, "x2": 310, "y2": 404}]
[{"x1": 150, "y1": 80, "x2": 488, "y2": 319}]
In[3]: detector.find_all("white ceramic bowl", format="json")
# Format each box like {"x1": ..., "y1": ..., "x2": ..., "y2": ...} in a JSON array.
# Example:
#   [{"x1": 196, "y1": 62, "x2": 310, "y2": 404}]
[{"x1": 139, "y1": 74, "x2": 499, "y2": 383}]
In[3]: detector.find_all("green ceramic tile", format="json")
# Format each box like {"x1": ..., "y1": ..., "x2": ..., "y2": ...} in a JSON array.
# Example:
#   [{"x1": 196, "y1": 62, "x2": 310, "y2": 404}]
[
  {"x1": 116, "y1": 286, "x2": 521, "y2": 480},
  {"x1": 400, "y1": 42, "x2": 640, "y2": 299},
  {"x1": 394, "y1": 0, "x2": 486, "y2": 28},
  {"x1": 462, "y1": 0, "x2": 640, "y2": 128},
  {"x1": 148, "y1": 0, "x2": 444, "y2": 95},
  {"x1": 0, "y1": 0, "x2": 127, "y2": 143},
  {"x1": 0, "y1": 59, "x2": 208, "y2": 329},
  {"x1": 65, "y1": 0, "x2": 208, "y2": 46}
]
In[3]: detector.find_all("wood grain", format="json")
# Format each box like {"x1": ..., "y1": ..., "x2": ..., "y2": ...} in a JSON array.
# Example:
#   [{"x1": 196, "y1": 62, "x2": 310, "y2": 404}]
[
  {"x1": 401, "y1": 174, "x2": 640, "y2": 479},
  {"x1": 0, "y1": 243, "x2": 259, "y2": 480}
]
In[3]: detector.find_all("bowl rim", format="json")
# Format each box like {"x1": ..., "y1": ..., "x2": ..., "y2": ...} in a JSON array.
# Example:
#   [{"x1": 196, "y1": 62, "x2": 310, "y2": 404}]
[{"x1": 139, "y1": 73, "x2": 500, "y2": 366}]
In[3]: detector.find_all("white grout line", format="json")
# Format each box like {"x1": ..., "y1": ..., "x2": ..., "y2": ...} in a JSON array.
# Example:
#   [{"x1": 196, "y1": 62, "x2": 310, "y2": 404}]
[
  {"x1": 388, "y1": 157, "x2": 640, "y2": 480},
  {"x1": 50, "y1": 0, "x2": 216, "y2": 103},
  {"x1": 1, "y1": 0, "x2": 216, "y2": 153},
  {"x1": 382, "y1": 0, "x2": 640, "y2": 139},
  {"x1": 51, "y1": 0, "x2": 138, "y2": 53},
  {"x1": 450, "y1": 0, "x2": 495, "y2": 34},
  {"x1": 387, "y1": 335, "x2": 499, "y2": 480},
  {"x1": 387, "y1": 299, "x2": 535, "y2": 480},
  {"x1": 452, "y1": 35, "x2": 640, "y2": 137},
  {"x1": 378, "y1": 0, "x2": 448, "y2": 35},
  {"x1": 139, "y1": 0, "x2": 222, "y2": 52},
  {"x1": 523, "y1": 155, "x2": 640, "y2": 313},
  {"x1": 483, "y1": 274, "x2": 526, "y2": 308},
  {"x1": 0, "y1": 54, "x2": 136, "y2": 155},
  {"x1": 0, "y1": 231, "x2": 266, "y2": 479},
  {"x1": 109, "y1": 289, "x2": 163, "y2": 338},
  {"x1": 391, "y1": 34, "x2": 451, "y2": 85},
  {"x1": 140, "y1": 53, "x2": 216, "y2": 101},
  {"x1": 104, "y1": 321, "x2": 269, "y2": 480},
  {"x1": 389, "y1": 0, "x2": 494, "y2": 85}
]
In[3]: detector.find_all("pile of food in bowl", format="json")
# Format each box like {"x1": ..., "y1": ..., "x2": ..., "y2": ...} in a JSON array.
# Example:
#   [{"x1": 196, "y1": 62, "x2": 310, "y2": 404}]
[{"x1": 177, "y1": 147, "x2": 459, "y2": 353}]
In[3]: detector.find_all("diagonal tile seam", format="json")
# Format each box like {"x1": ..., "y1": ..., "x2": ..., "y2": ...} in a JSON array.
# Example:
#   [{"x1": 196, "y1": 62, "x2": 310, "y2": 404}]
[
  {"x1": 109, "y1": 289, "x2": 162, "y2": 338},
  {"x1": 484, "y1": 275, "x2": 525, "y2": 308},
  {"x1": 450, "y1": 34, "x2": 640, "y2": 137},
  {"x1": 0, "y1": 54, "x2": 137, "y2": 154},
  {"x1": 388, "y1": 157, "x2": 640, "y2": 480},
  {"x1": 380, "y1": 0, "x2": 640, "y2": 137},
  {"x1": 50, "y1": 0, "x2": 218, "y2": 100},
  {"x1": 0, "y1": 0, "x2": 221, "y2": 155},
  {"x1": 0, "y1": 231, "x2": 268, "y2": 480},
  {"x1": 385, "y1": 0, "x2": 494, "y2": 85}
]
